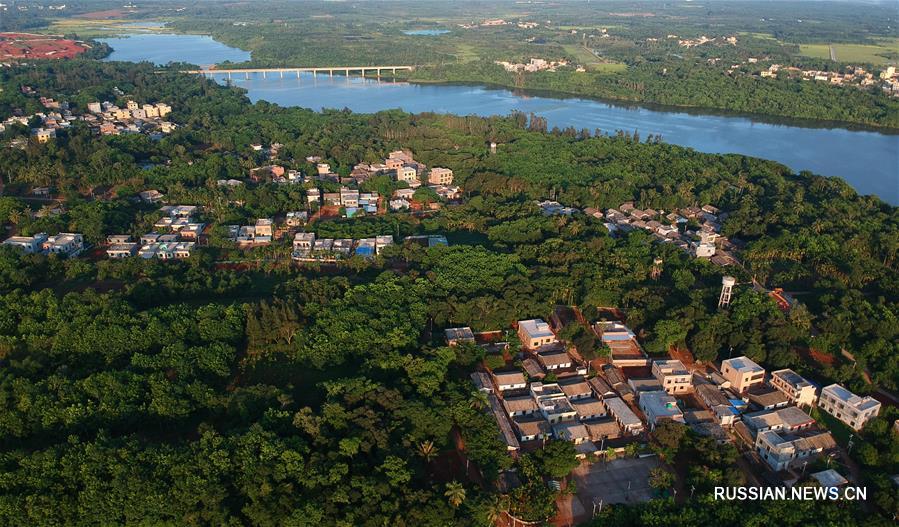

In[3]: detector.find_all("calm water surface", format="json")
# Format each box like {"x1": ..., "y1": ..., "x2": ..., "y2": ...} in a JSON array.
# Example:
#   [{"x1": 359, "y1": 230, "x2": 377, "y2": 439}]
[
  {"x1": 101, "y1": 33, "x2": 899, "y2": 204},
  {"x1": 99, "y1": 34, "x2": 251, "y2": 66},
  {"x1": 402, "y1": 29, "x2": 451, "y2": 35}
]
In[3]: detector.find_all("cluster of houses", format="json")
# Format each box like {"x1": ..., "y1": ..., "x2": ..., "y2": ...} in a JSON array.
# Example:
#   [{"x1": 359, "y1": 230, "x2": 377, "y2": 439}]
[
  {"x1": 495, "y1": 58, "x2": 570, "y2": 73},
  {"x1": 748, "y1": 63, "x2": 899, "y2": 97},
  {"x1": 309, "y1": 188, "x2": 381, "y2": 217},
  {"x1": 290, "y1": 232, "x2": 448, "y2": 262},
  {"x1": 673, "y1": 34, "x2": 738, "y2": 48},
  {"x1": 2, "y1": 231, "x2": 84, "y2": 256},
  {"x1": 0, "y1": 95, "x2": 175, "y2": 143},
  {"x1": 106, "y1": 205, "x2": 202, "y2": 260},
  {"x1": 592, "y1": 202, "x2": 737, "y2": 265},
  {"x1": 291, "y1": 232, "x2": 395, "y2": 261},
  {"x1": 84, "y1": 100, "x2": 175, "y2": 136},
  {"x1": 466, "y1": 310, "x2": 881, "y2": 483}
]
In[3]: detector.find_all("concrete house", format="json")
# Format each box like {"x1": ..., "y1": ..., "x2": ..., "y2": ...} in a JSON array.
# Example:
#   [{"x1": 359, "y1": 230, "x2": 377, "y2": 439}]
[
  {"x1": 770, "y1": 369, "x2": 818, "y2": 408},
  {"x1": 517, "y1": 319, "x2": 558, "y2": 350},
  {"x1": 42, "y1": 233, "x2": 84, "y2": 257},
  {"x1": 428, "y1": 167, "x2": 454, "y2": 185},
  {"x1": 639, "y1": 391, "x2": 685, "y2": 430},
  {"x1": 721, "y1": 356, "x2": 765, "y2": 393},
  {"x1": 743, "y1": 406, "x2": 815, "y2": 435},
  {"x1": 2, "y1": 233, "x2": 49, "y2": 254},
  {"x1": 818, "y1": 384, "x2": 881, "y2": 431},
  {"x1": 756, "y1": 429, "x2": 836, "y2": 472},
  {"x1": 652, "y1": 359, "x2": 693, "y2": 394},
  {"x1": 558, "y1": 378, "x2": 592, "y2": 400},
  {"x1": 531, "y1": 383, "x2": 577, "y2": 424},
  {"x1": 106, "y1": 243, "x2": 139, "y2": 258}
]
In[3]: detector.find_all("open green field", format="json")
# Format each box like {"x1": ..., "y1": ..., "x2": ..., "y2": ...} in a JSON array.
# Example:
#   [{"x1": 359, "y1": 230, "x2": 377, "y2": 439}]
[
  {"x1": 800, "y1": 40, "x2": 899, "y2": 65},
  {"x1": 562, "y1": 44, "x2": 627, "y2": 73}
]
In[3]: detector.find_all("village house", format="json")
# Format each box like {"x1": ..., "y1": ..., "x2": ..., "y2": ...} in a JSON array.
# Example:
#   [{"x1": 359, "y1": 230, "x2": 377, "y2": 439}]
[
  {"x1": 746, "y1": 384, "x2": 790, "y2": 411},
  {"x1": 743, "y1": 406, "x2": 815, "y2": 435},
  {"x1": 427, "y1": 167, "x2": 454, "y2": 185},
  {"x1": 536, "y1": 350, "x2": 572, "y2": 371},
  {"x1": 106, "y1": 243, "x2": 139, "y2": 258},
  {"x1": 42, "y1": 233, "x2": 84, "y2": 257},
  {"x1": 639, "y1": 391, "x2": 685, "y2": 430},
  {"x1": 530, "y1": 382, "x2": 577, "y2": 424},
  {"x1": 2, "y1": 233, "x2": 49, "y2": 254},
  {"x1": 444, "y1": 327, "x2": 476, "y2": 346},
  {"x1": 517, "y1": 319, "x2": 558, "y2": 350},
  {"x1": 571, "y1": 397, "x2": 607, "y2": 420},
  {"x1": 756, "y1": 429, "x2": 837, "y2": 472},
  {"x1": 651, "y1": 359, "x2": 693, "y2": 394},
  {"x1": 695, "y1": 382, "x2": 738, "y2": 426},
  {"x1": 493, "y1": 370, "x2": 527, "y2": 392},
  {"x1": 514, "y1": 416, "x2": 550, "y2": 442},
  {"x1": 488, "y1": 394, "x2": 520, "y2": 452},
  {"x1": 503, "y1": 395, "x2": 538, "y2": 417},
  {"x1": 817, "y1": 384, "x2": 881, "y2": 431},
  {"x1": 721, "y1": 356, "x2": 765, "y2": 393},
  {"x1": 766, "y1": 369, "x2": 817, "y2": 407},
  {"x1": 604, "y1": 396, "x2": 644, "y2": 435},
  {"x1": 558, "y1": 377, "x2": 592, "y2": 400}
]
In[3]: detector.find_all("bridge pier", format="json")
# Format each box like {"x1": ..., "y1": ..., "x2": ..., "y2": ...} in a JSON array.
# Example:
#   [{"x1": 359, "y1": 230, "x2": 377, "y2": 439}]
[
  {"x1": 280, "y1": 70, "x2": 283, "y2": 79},
  {"x1": 329, "y1": 69, "x2": 333, "y2": 77},
  {"x1": 245, "y1": 72, "x2": 249, "y2": 80},
  {"x1": 262, "y1": 71, "x2": 266, "y2": 79}
]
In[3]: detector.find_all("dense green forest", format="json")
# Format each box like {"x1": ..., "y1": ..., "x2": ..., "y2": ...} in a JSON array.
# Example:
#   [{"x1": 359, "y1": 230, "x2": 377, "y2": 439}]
[{"x1": 0, "y1": 60, "x2": 896, "y2": 525}]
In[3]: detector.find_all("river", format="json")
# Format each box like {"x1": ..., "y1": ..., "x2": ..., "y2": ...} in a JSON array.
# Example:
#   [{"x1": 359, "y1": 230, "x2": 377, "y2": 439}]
[{"x1": 99, "y1": 33, "x2": 898, "y2": 204}]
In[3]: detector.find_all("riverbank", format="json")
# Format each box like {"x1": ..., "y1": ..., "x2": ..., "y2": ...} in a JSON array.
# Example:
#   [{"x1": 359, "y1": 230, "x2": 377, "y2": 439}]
[{"x1": 407, "y1": 64, "x2": 899, "y2": 131}]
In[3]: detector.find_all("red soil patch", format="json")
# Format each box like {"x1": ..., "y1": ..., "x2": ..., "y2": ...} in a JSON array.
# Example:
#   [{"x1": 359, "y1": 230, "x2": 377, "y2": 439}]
[{"x1": 0, "y1": 33, "x2": 88, "y2": 60}]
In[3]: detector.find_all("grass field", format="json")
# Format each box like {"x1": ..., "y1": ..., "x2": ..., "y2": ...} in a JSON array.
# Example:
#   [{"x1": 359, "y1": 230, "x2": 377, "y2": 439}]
[
  {"x1": 800, "y1": 40, "x2": 898, "y2": 65},
  {"x1": 563, "y1": 44, "x2": 626, "y2": 73}
]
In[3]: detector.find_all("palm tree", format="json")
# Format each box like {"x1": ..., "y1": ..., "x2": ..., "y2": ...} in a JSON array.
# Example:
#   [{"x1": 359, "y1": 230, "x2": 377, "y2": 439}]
[
  {"x1": 470, "y1": 390, "x2": 489, "y2": 410},
  {"x1": 484, "y1": 494, "x2": 508, "y2": 524},
  {"x1": 445, "y1": 481, "x2": 466, "y2": 508},
  {"x1": 417, "y1": 440, "x2": 437, "y2": 463}
]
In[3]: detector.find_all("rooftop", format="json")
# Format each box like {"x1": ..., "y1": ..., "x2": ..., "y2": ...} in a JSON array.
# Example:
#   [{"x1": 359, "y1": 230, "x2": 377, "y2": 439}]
[
  {"x1": 822, "y1": 384, "x2": 881, "y2": 411},
  {"x1": 519, "y1": 319, "x2": 555, "y2": 339},
  {"x1": 723, "y1": 356, "x2": 764, "y2": 374},
  {"x1": 744, "y1": 406, "x2": 814, "y2": 431},
  {"x1": 811, "y1": 469, "x2": 849, "y2": 488},
  {"x1": 640, "y1": 391, "x2": 683, "y2": 419},
  {"x1": 772, "y1": 369, "x2": 815, "y2": 390}
]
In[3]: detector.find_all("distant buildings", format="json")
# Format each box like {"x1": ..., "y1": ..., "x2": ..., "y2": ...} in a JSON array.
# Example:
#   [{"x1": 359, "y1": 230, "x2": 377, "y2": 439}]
[
  {"x1": 2, "y1": 232, "x2": 83, "y2": 257},
  {"x1": 817, "y1": 384, "x2": 881, "y2": 431}
]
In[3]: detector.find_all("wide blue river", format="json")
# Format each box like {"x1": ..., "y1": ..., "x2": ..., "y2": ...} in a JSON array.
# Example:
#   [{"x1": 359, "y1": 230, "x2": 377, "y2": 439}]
[{"x1": 100, "y1": 33, "x2": 899, "y2": 204}]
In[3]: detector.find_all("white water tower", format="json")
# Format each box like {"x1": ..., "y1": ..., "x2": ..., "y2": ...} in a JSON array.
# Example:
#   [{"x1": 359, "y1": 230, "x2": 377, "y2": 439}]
[{"x1": 719, "y1": 276, "x2": 736, "y2": 308}]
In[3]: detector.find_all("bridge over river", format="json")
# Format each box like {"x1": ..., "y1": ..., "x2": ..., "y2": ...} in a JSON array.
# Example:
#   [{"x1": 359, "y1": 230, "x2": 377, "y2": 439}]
[{"x1": 184, "y1": 65, "x2": 415, "y2": 79}]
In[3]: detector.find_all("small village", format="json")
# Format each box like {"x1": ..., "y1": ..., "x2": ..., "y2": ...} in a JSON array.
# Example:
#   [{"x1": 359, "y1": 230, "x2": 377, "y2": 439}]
[
  {"x1": 459, "y1": 302, "x2": 881, "y2": 516},
  {"x1": 0, "y1": 90, "x2": 176, "y2": 142}
]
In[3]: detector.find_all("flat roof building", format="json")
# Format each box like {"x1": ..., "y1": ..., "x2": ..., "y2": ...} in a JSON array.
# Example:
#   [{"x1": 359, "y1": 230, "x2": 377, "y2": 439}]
[
  {"x1": 651, "y1": 359, "x2": 692, "y2": 394},
  {"x1": 721, "y1": 356, "x2": 765, "y2": 393},
  {"x1": 639, "y1": 391, "x2": 685, "y2": 430},
  {"x1": 770, "y1": 369, "x2": 818, "y2": 408},
  {"x1": 517, "y1": 319, "x2": 558, "y2": 350},
  {"x1": 818, "y1": 384, "x2": 881, "y2": 431}
]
